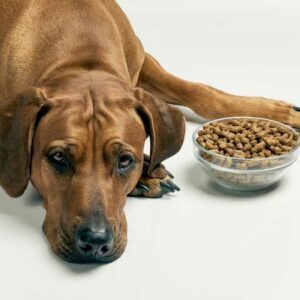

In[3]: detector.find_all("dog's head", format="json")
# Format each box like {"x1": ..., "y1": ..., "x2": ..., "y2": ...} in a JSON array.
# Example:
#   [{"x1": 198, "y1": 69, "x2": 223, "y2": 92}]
[{"x1": 0, "y1": 80, "x2": 185, "y2": 263}]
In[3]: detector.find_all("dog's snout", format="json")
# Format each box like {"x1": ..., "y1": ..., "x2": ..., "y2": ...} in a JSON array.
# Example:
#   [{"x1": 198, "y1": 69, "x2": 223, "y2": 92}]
[{"x1": 76, "y1": 226, "x2": 113, "y2": 256}]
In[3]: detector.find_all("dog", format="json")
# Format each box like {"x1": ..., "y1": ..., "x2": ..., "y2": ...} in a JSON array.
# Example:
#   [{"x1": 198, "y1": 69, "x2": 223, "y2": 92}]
[{"x1": 0, "y1": 0, "x2": 299, "y2": 264}]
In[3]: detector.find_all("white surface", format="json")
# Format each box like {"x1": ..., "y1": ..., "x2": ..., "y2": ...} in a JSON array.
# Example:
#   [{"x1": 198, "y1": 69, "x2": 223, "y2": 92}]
[{"x1": 1, "y1": 0, "x2": 300, "y2": 299}]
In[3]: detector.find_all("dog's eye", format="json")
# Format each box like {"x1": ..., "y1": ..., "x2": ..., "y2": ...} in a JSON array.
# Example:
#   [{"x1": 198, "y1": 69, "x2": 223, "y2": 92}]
[
  {"x1": 117, "y1": 154, "x2": 135, "y2": 173},
  {"x1": 47, "y1": 148, "x2": 71, "y2": 173},
  {"x1": 51, "y1": 151, "x2": 65, "y2": 163}
]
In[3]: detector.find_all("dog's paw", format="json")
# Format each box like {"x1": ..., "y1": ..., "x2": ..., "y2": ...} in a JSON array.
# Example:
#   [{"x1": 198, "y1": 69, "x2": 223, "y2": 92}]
[
  {"x1": 129, "y1": 162, "x2": 180, "y2": 198},
  {"x1": 129, "y1": 156, "x2": 181, "y2": 198},
  {"x1": 129, "y1": 171, "x2": 180, "y2": 198}
]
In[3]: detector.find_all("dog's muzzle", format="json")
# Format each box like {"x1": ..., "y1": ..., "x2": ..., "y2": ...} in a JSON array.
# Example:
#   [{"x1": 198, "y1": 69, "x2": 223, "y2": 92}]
[{"x1": 75, "y1": 225, "x2": 114, "y2": 259}]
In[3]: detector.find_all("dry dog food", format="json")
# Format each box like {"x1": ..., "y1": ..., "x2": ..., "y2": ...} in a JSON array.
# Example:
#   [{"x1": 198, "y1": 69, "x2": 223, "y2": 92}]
[
  {"x1": 197, "y1": 119, "x2": 299, "y2": 157},
  {"x1": 196, "y1": 118, "x2": 299, "y2": 171},
  {"x1": 195, "y1": 118, "x2": 300, "y2": 189}
]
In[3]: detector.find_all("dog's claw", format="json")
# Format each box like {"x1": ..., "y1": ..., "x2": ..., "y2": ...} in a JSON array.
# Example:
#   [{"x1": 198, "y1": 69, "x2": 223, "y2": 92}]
[
  {"x1": 137, "y1": 182, "x2": 150, "y2": 193},
  {"x1": 167, "y1": 180, "x2": 180, "y2": 192},
  {"x1": 294, "y1": 106, "x2": 300, "y2": 112},
  {"x1": 129, "y1": 176, "x2": 180, "y2": 198},
  {"x1": 160, "y1": 181, "x2": 175, "y2": 193},
  {"x1": 167, "y1": 170, "x2": 175, "y2": 179}
]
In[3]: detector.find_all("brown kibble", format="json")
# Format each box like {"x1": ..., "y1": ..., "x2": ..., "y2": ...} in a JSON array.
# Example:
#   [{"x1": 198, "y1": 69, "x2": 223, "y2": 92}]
[
  {"x1": 272, "y1": 147, "x2": 282, "y2": 155},
  {"x1": 223, "y1": 159, "x2": 233, "y2": 168},
  {"x1": 252, "y1": 146, "x2": 258, "y2": 153},
  {"x1": 226, "y1": 132, "x2": 236, "y2": 140},
  {"x1": 234, "y1": 137, "x2": 241, "y2": 144},
  {"x1": 230, "y1": 126, "x2": 243, "y2": 133},
  {"x1": 198, "y1": 130, "x2": 207, "y2": 136},
  {"x1": 196, "y1": 119, "x2": 298, "y2": 166},
  {"x1": 282, "y1": 133, "x2": 289, "y2": 139},
  {"x1": 280, "y1": 145, "x2": 292, "y2": 152},
  {"x1": 264, "y1": 150, "x2": 272, "y2": 157},
  {"x1": 256, "y1": 141, "x2": 266, "y2": 151},
  {"x1": 245, "y1": 122, "x2": 252, "y2": 129},
  {"x1": 252, "y1": 125, "x2": 262, "y2": 133},
  {"x1": 278, "y1": 137, "x2": 292, "y2": 146},
  {"x1": 231, "y1": 119, "x2": 241, "y2": 126},
  {"x1": 263, "y1": 137, "x2": 279, "y2": 147},
  {"x1": 211, "y1": 134, "x2": 219, "y2": 141},
  {"x1": 241, "y1": 137, "x2": 250, "y2": 144},
  {"x1": 246, "y1": 153, "x2": 252, "y2": 159},
  {"x1": 219, "y1": 141, "x2": 227, "y2": 149},
  {"x1": 256, "y1": 131, "x2": 267, "y2": 138},
  {"x1": 236, "y1": 162, "x2": 248, "y2": 170},
  {"x1": 270, "y1": 127, "x2": 278, "y2": 133},
  {"x1": 206, "y1": 139, "x2": 215, "y2": 150},
  {"x1": 225, "y1": 148, "x2": 234, "y2": 156},
  {"x1": 233, "y1": 150, "x2": 246, "y2": 158},
  {"x1": 236, "y1": 143, "x2": 243, "y2": 150},
  {"x1": 227, "y1": 142, "x2": 235, "y2": 149},
  {"x1": 213, "y1": 127, "x2": 222, "y2": 135},
  {"x1": 248, "y1": 134, "x2": 256, "y2": 141},
  {"x1": 210, "y1": 149, "x2": 219, "y2": 154},
  {"x1": 278, "y1": 126, "x2": 290, "y2": 134},
  {"x1": 243, "y1": 143, "x2": 252, "y2": 152}
]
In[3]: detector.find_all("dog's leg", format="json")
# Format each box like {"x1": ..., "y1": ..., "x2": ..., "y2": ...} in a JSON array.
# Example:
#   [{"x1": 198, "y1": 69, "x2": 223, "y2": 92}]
[
  {"x1": 129, "y1": 155, "x2": 180, "y2": 198},
  {"x1": 138, "y1": 53, "x2": 300, "y2": 128}
]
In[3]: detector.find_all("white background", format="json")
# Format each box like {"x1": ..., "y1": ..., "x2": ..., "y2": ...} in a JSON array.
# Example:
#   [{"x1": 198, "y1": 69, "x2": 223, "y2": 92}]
[{"x1": 1, "y1": 0, "x2": 300, "y2": 299}]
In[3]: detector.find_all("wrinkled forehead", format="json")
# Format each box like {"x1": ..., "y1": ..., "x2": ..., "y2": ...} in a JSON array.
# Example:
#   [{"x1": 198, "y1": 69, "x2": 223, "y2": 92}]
[{"x1": 35, "y1": 99, "x2": 146, "y2": 152}]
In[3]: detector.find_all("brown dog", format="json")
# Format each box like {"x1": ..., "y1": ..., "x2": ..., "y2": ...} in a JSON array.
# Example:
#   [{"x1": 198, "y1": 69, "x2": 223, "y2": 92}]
[{"x1": 0, "y1": 0, "x2": 299, "y2": 264}]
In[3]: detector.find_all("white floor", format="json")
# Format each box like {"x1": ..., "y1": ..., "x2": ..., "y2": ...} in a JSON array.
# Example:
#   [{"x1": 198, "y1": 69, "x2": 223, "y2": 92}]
[{"x1": 1, "y1": 0, "x2": 300, "y2": 299}]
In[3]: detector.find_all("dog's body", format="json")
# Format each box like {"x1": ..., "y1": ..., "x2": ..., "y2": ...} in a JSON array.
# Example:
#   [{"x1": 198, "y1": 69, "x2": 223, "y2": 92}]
[
  {"x1": 0, "y1": 0, "x2": 299, "y2": 263},
  {"x1": 0, "y1": 0, "x2": 145, "y2": 98}
]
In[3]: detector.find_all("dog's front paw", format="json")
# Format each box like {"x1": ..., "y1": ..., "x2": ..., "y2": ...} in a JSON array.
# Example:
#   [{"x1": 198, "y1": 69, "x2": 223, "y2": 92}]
[{"x1": 129, "y1": 171, "x2": 180, "y2": 198}]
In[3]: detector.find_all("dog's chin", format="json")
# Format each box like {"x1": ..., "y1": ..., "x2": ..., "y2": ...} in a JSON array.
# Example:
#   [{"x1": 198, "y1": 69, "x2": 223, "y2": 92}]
[{"x1": 54, "y1": 246, "x2": 126, "y2": 264}]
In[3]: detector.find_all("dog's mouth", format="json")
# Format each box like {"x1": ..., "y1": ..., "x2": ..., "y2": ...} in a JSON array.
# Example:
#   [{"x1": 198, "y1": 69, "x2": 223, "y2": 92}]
[{"x1": 51, "y1": 226, "x2": 127, "y2": 264}]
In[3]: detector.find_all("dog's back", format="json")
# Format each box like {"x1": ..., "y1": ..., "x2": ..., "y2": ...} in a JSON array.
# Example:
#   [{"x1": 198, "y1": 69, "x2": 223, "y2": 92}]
[{"x1": 0, "y1": 0, "x2": 144, "y2": 100}]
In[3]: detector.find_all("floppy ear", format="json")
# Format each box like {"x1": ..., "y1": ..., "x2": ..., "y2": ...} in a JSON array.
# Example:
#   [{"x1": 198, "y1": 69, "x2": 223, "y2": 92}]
[
  {"x1": 135, "y1": 88, "x2": 185, "y2": 177},
  {"x1": 0, "y1": 88, "x2": 51, "y2": 197}
]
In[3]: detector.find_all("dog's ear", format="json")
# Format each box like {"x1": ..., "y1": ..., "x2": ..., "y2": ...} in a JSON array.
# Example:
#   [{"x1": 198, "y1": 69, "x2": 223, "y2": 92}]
[
  {"x1": 135, "y1": 88, "x2": 185, "y2": 176},
  {"x1": 0, "y1": 88, "x2": 51, "y2": 197}
]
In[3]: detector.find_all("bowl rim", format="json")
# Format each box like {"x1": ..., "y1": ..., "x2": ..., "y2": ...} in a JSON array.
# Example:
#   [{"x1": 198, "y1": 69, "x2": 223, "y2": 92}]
[{"x1": 192, "y1": 116, "x2": 300, "y2": 163}]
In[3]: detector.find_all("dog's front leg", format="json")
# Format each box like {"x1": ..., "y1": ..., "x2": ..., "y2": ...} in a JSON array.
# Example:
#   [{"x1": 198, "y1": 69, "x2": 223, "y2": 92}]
[{"x1": 129, "y1": 155, "x2": 180, "y2": 198}]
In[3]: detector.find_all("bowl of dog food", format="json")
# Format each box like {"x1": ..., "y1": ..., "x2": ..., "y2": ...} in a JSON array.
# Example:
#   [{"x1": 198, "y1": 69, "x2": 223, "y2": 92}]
[{"x1": 193, "y1": 117, "x2": 300, "y2": 191}]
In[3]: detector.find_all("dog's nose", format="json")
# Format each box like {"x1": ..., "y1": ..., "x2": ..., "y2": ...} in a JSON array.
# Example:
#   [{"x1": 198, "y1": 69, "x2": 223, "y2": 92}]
[{"x1": 75, "y1": 226, "x2": 113, "y2": 256}]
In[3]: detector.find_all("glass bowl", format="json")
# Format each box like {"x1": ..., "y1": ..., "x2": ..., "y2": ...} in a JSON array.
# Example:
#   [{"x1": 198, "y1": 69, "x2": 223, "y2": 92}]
[{"x1": 192, "y1": 117, "x2": 300, "y2": 192}]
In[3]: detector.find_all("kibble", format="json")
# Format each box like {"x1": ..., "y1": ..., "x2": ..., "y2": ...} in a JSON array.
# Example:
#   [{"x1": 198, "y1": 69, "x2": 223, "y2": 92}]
[
  {"x1": 196, "y1": 118, "x2": 299, "y2": 188},
  {"x1": 197, "y1": 118, "x2": 299, "y2": 159}
]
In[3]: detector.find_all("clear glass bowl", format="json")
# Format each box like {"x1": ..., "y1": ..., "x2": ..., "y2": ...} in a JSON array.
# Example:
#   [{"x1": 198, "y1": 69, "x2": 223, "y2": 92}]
[{"x1": 192, "y1": 117, "x2": 300, "y2": 192}]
